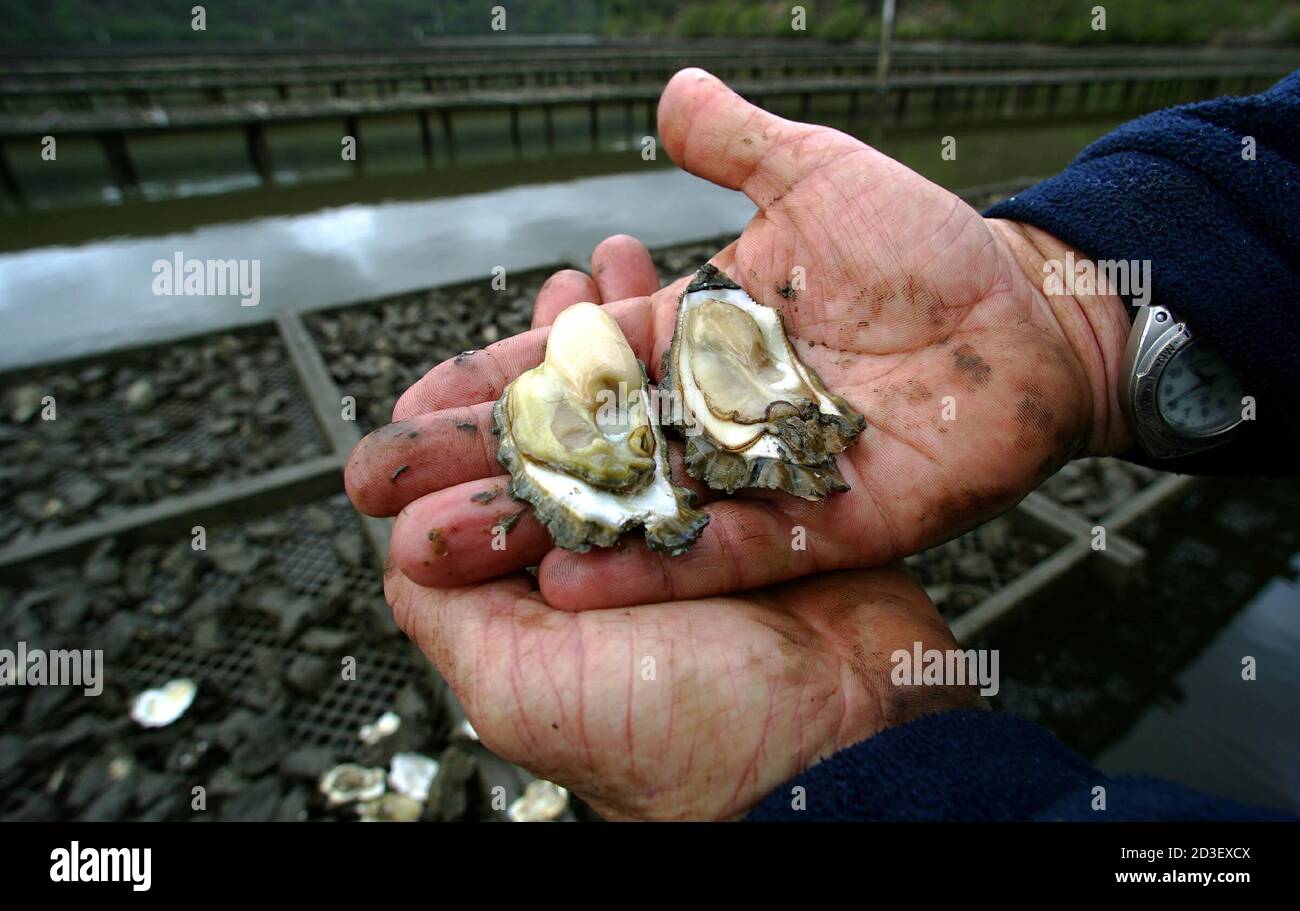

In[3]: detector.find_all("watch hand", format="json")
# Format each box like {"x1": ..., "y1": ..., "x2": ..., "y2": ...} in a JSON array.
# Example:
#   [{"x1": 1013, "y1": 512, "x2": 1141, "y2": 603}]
[{"x1": 1165, "y1": 378, "x2": 1206, "y2": 409}]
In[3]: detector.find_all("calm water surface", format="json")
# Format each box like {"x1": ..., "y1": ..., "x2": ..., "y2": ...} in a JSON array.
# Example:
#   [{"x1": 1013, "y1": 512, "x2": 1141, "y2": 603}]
[{"x1": 0, "y1": 114, "x2": 1122, "y2": 369}]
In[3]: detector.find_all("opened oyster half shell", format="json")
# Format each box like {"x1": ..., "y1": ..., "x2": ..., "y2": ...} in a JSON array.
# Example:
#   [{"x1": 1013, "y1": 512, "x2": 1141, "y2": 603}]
[
  {"x1": 494, "y1": 302, "x2": 708, "y2": 553},
  {"x1": 663, "y1": 265, "x2": 865, "y2": 499}
]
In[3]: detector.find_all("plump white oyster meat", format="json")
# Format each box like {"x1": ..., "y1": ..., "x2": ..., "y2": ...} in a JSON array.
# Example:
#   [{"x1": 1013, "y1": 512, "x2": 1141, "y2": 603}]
[
  {"x1": 663, "y1": 265, "x2": 865, "y2": 499},
  {"x1": 494, "y1": 302, "x2": 707, "y2": 553}
]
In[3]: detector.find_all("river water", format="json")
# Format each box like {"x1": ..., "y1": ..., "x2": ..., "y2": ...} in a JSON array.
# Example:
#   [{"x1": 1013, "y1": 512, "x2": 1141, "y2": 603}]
[{"x1": 0, "y1": 113, "x2": 1122, "y2": 370}]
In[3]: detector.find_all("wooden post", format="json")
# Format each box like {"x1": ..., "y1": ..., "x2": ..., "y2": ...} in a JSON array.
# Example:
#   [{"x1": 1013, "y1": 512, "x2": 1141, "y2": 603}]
[
  {"x1": 98, "y1": 132, "x2": 139, "y2": 194},
  {"x1": 543, "y1": 104, "x2": 555, "y2": 152},
  {"x1": 344, "y1": 116, "x2": 362, "y2": 174},
  {"x1": 276, "y1": 83, "x2": 289, "y2": 101},
  {"x1": 799, "y1": 91, "x2": 811, "y2": 120},
  {"x1": 588, "y1": 100, "x2": 598, "y2": 150},
  {"x1": 205, "y1": 85, "x2": 226, "y2": 105},
  {"x1": 245, "y1": 123, "x2": 274, "y2": 184},
  {"x1": 440, "y1": 109, "x2": 456, "y2": 163},
  {"x1": 848, "y1": 90, "x2": 860, "y2": 123},
  {"x1": 877, "y1": 0, "x2": 895, "y2": 87},
  {"x1": 418, "y1": 111, "x2": 434, "y2": 166},
  {"x1": 0, "y1": 142, "x2": 25, "y2": 208},
  {"x1": 508, "y1": 105, "x2": 522, "y2": 158},
  {"x1": 623, "y1": 99, "x2": 632, "y2": 142},
  {"x1": 895, "y1": 87, "x2": 908, "y2": 121}
]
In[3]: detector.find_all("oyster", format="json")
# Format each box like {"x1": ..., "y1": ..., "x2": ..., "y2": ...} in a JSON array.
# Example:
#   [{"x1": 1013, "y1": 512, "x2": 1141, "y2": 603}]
[
  {"x1": 318, "y1": 764, "x2": 386, "y2": 806},
  {"x1": 663, "y1": 265, "x2": 865, "y2": 499},
  {"x1": 494, "y1": 302, "x2": 708, "y2": 553},
  {"x1": 130, "y1": 678, "x2": 197, "y2": 728},
  {"x1": 508, "y1": 779, "x2": 569, "y2": 822}
]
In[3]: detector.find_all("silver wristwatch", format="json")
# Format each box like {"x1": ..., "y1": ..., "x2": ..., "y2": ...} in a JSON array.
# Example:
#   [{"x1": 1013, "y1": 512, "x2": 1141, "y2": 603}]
[{"x1": 1119, "y1": 304, "x2": 1244, "y2": 459}]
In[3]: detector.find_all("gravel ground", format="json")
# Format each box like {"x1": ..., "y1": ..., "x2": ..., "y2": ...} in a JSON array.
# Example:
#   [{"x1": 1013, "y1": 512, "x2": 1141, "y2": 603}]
[
  {"x1": 305, "y1": 240, "x2": 733, "y2": 435},
  {"x1": 0, "y1": 328, "x2": 327, "y2": 547},
  {"x1": 307, "y1": 273, "x2": 540, "y2": 435},
  {"x1": 651, "y1": 237, "x2": 733, "y2": 285},
  {"x1": 1038, "y1": 457, "x2": 1163, "y2": 520},
  {"x1": 0, "y1": 494, "x2": 503, "y2": 822},
  {"x1": 906, "y1": 514, "x2": 1056, "y2": 619},
  {"x1": 984, "y1": 478, "x2": 1300, "y2": 759}
]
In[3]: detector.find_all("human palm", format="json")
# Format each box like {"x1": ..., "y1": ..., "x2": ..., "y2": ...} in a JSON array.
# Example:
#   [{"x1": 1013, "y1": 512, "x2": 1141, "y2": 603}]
[
  {"x1": 383, "y1": 558, "x2": 978, "y2": 821},
  {"x1": 347, "y1": 68, "x2": 1128, "y2": 610}
]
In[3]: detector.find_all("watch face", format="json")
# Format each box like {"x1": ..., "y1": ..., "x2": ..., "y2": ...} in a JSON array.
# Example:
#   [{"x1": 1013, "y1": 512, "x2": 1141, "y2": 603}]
[{"x1": 1155, "y1": 338, "x2": 1243, "y2": 436}]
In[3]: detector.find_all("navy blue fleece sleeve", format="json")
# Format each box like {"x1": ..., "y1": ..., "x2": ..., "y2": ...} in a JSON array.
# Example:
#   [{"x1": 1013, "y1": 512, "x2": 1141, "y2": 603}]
[
  {"x1": 746, "y1": 710, "x2": 1293, "y2": 821},
  {"x1": 985, "y1": 70, "x2": 1300, "y2": 475}
]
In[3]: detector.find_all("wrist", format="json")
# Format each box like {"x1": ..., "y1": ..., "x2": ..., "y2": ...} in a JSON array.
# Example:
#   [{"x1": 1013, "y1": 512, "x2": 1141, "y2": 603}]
[{"x1": 987, "y1": 218, "x2": 1134, "y2": 457}]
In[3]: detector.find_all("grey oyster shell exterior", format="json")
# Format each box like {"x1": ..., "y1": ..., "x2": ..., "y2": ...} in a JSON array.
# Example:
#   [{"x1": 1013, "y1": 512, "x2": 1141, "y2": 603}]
[{"x1": 662, "y1": 264, "x2": 866, "y2": 500}]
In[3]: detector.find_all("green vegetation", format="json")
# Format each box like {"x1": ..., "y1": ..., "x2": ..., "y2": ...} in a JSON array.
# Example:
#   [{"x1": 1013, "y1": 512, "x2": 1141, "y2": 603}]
[{"x1": 2, "y1": 0, "x2": 1298, "y2": 48}]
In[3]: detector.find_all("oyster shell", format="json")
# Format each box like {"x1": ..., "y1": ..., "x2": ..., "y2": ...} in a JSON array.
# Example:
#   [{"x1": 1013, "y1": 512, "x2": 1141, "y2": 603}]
[
  {"x1": 130, "y1": 678, "x2": 197, "y2": 728},
  {"x1": 494, "y1": 302, "x2": 708, "y2": 553},
  {"x1": 663, "y1": 265, "x2": 865, "y2": 499}
]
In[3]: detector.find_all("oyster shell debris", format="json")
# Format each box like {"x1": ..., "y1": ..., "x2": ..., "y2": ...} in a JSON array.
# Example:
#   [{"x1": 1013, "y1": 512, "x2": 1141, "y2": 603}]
[
  {"x1": 663, "y1": 265, "x2": 865, "y2": 499},
  {"x1": 130, "y1": 678, "x2": 198, "y2": 728},
  {"x1": 494, "y1": 302, "x2": 708, "y2": 554},
  {"x1": 319, "y1": 763, "x2": 386, "y2": 806},
  {"x1": 508, "y1": 779, "x2": 569, "y2": 822}
]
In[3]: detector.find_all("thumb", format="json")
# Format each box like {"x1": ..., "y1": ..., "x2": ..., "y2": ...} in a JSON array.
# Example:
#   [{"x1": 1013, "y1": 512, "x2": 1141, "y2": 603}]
[{"x1": 656, "y1": 67, "x2": 854, "y2": 209}]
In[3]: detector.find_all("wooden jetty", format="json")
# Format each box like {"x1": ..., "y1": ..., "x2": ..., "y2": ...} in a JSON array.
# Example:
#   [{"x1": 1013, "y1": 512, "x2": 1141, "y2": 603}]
[
  {"x1": 0, "y1": 60, "x2": 1294, "y2": 205},
  {"x1": 3, "y1": 42, "x2": 1296, "y2": 110}
]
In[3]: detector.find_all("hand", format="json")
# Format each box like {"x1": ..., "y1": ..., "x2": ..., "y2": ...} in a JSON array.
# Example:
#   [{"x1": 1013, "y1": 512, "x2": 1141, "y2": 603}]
[
  {"x1": 369, "y1": 239, "x2": 981, "y2": 820},
  {"x1": 346, "y1": 67, "x2": 1133, "y2": 611},
  {"x1": 385, "y1": 553, "x2": 981, "y2": 820}
]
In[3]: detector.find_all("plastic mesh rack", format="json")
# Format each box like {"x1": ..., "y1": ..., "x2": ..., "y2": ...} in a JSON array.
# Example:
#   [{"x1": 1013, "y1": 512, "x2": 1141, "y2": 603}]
[
  {"x1": 0, "y1": 327, "x2": 328, "y2": 547},
  {"x1": 113, "y1": 494, "x2": 428, "y2": 757}
]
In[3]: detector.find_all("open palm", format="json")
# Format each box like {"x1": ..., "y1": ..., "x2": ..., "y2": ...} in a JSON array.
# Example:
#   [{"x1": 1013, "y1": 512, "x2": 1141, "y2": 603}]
[
  {"x1": 383, "y1": 555, "x2": 979, "y2": 820},
  {"x1": 347, "y1": 67, "x2": 1130, "y2": 610}
]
